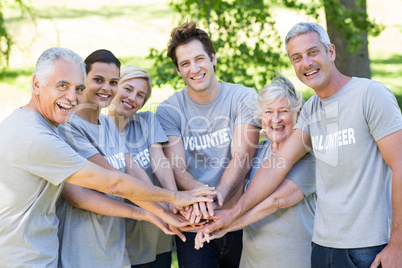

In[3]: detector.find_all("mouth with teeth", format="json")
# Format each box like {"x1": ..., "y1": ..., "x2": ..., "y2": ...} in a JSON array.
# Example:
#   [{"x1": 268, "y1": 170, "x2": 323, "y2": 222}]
[
  {"x1": 97, "y1": 93, "x2": 111, "y2": 100},
  {"x1": 304, "y1": 69, "x2": 319, "y2": 77},
  {"x1": 191, "y1": 74, "x2": 205, "y2": 80},
  {"x1": 271, "y1": 125, "x2": 285, "y2": 132},
  {"x1": 56, "y1": 100, "x2": 75, "y2": 113},
  {"x1": 122, "y1": 100, "x2": 134, "y2": 109}
]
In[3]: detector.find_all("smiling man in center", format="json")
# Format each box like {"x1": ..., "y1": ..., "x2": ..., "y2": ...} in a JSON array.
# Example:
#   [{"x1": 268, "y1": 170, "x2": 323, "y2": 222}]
[{"x1": 156, "y1": 21, "x2": 260, "y2": 267}]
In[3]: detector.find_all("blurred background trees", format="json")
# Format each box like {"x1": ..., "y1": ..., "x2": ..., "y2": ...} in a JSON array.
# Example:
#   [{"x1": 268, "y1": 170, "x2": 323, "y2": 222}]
[{"x1": 0, "y1": 0, "x2": 383, "y2": 89}]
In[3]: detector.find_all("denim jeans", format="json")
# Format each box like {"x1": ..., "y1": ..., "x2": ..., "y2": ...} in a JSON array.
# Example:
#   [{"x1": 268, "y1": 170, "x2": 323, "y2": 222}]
[
  {"x1": 175, "y1": 230, "x2": 243, "y2": 268},
  {"x1": 131, "y1": 251, "x2": 172, "y2": 268},
  {"x1": 311, "y1": 242, "x2": 387, "y2": 268}
]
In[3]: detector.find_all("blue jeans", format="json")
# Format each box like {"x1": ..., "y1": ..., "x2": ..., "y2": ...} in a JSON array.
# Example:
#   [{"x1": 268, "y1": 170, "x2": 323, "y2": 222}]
[
  {"x1": 131, "y1": 251, "x2": 172, "y2": 268},
  {"x1": 311, "y1": 242, "x2": 387, "y2": 268},
  {"x1": 175, "y1": 230, "x2": 243, "y2": 268}
]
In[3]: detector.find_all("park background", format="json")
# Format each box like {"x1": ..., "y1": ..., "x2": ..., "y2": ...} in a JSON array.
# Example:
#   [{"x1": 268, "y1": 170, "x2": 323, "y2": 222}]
[{"x1": 1, "y1": 0, "x2": 401, "y2": 266}]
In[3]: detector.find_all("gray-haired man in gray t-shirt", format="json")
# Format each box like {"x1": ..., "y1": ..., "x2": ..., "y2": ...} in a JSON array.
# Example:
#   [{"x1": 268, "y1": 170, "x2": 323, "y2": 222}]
[
  {"x1": 0, "y1": 47, "x2": 216, "y2": 267},
  {"x1": 205, "y1": 22, "x2": 402, "y2": 268}
]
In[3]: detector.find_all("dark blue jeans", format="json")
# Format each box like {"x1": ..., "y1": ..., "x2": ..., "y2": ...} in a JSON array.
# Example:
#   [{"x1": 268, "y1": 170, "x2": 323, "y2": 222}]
[
  {"x1": 175, "y1": 230, "x2": 243, "y2": 268},
  {"x1": 311, "y1": 242, "x2": 387, "y2": 268},
  {"x1": 131, "y1": 251, "x2": 172, "y2": 268}
]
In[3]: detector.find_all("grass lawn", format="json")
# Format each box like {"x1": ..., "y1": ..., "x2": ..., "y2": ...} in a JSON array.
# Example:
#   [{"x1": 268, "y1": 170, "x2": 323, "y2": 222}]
[{"x1": 1, "y1": 1, "x2": 401, "y2": 267}]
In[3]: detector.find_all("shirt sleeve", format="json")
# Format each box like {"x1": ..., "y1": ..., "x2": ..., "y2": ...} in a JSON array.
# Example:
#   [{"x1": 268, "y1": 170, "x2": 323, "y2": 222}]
[
  {"x1": 234, "y1": 87, "x2": 260, "y2": 127},
  {"x1": 26, "y1": 131, "x2": 87, "y2": 186},
  {"x1": 364, "y1": 81, "x2": 402, "y2": 141},
  {"x1": 286, "y1": 152, "x2": 316, "y2": 197},
  {"x1": 58, "y1": 121, "x2": 99, "y2": 159},
  {"x1": 156, "y1": 100, "x2": 183, "y2": 137},
  {"x1": 145, "y1": 111, "x2": 169, "y2": 145}
]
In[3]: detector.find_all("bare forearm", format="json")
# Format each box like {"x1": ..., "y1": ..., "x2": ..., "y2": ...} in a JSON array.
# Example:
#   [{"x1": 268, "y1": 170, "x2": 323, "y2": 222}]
[
  {"x1": 173, "y1": 167, "x2": 205, "y2": 191},
  {"x1": 390, "y1": 170, "x2": 402, "y2": 244},
  {"x1": 62, "y1": 184, "x2": 148, "y2": 219},
  {"x1": 224, "y1": 178, "x2": 305, "y2": 232}
]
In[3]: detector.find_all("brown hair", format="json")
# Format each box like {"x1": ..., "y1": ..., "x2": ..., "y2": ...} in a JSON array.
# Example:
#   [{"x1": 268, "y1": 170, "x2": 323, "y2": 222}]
[{"x1": 167, "y1": 21, "x2": 215, "y2": 69}]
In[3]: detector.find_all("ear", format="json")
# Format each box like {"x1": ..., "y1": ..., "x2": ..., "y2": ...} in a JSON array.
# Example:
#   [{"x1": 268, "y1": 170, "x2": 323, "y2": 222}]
[
  {"x1": 328, "y1": 44, "x2": 336, "y2": 62},
  {"x1": 32, "y1": 75, "x2": 41, "y2": 95},
  {"x1": 295, "y1": 107, "x2": 301, "y2": 121},
  {"x1": 212, "y1": 53, "x2": 217, "y2": 66},
  {"x1": 176, "y1": 67, "x2": 182, "y2": 78}
]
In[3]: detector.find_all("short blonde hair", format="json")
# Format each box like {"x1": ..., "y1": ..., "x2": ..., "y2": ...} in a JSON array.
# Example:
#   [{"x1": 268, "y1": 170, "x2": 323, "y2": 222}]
[
  {"x1": 253, "y1": 72, "x2": 303, "y2": 124},
  {"x1": 119, "y1": 65, "x2": 152, "y2": 106}
]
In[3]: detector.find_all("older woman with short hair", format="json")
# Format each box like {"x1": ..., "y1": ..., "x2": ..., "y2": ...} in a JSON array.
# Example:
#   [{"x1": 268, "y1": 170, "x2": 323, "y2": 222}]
[{"x1": 196, "y1": 73, "x2": 317, "y2": 267}]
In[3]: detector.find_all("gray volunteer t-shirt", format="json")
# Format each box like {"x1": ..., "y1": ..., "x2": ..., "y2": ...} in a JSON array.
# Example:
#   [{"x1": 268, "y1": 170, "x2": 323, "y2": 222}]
[
  {"x1": 156, "y1": 81, "x2": 258, "y2": 187},
  {"x1": 295, "y1": 77, "x2": 402, "y2": 248},
  {"x1": 122, "y1": 111, "x2": 173, "y2": 265},
  {"x1": 0, "y1": 108, "x2": 87, "y2": 267},
  {"x1": 57, "y1": 112, "x2": 130, "y2": 268},
  {"x1": 241, "y1": 139, "x2": 316, "y2": 268}
]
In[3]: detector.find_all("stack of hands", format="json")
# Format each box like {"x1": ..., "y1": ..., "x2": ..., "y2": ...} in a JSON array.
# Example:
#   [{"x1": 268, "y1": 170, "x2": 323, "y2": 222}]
[{"x1": 150, "y1": 185, "x2": 233, "y2": 249}]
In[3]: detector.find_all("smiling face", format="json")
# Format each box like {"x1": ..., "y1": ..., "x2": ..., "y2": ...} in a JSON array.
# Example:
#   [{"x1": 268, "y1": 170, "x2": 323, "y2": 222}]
[
  {"x1": 287, "y1": 32, "x2": 336, "y2": 93},
  {"x1": 82, "y1": 62, "x2": 119, "y2": 108},
  {"x1": 32, "y1": 58, "x2": 85, "y2": 127},
  {"x1": 112, "y1": 78, "x2": 148, "y2": 118},
  {"x1": 261, "y1": 97, "x2": 298, "y2": 149},
  {"x1": 175, "y1": 39, "x2": 218, "y2": 97}
]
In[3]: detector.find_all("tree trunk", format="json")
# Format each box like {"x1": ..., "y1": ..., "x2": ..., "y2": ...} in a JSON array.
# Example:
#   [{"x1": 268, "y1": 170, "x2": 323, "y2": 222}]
[{"x1": 325, "y1": 0, "x2": 371, "y2": 78}]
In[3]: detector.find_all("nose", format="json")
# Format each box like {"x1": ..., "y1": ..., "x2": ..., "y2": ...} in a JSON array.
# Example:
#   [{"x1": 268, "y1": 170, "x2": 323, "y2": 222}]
[
  {"x1": 65, "y1": 86, "x2": 77, "y2": 103},
  {"x1": 190, "y1": 61, "x2": 200, "y2": 73},
  {"x1": 302, "y1": 56, "x2": 313, "y2": 69},
  {"x1": 127, "y1": 91, "x2": 137, "y2": 102},
  {"x1": 272, "y1": 113, "x2": 282, "y2": 123}
]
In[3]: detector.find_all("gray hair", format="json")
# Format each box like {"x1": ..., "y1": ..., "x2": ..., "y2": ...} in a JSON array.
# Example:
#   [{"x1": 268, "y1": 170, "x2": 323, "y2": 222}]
[
  {"x1": 119, "y1": 65, "x2": 152, "y2": 106},
  {"x1": 33, "y1": 47, "x2": 86, "y2": 86},
  {"x1": 253, "y1": 72, "x2": 303, "y2": 124},
  {"x1": 285, "y1": 22, "x2": 331, "y2": 56}
]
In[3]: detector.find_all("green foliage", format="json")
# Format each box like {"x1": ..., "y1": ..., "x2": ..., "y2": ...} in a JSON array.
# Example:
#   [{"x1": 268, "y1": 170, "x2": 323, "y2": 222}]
[
  {"x1": 148, "y1": 0, "x2": 383, "y2": 91},
  {"x1": 148, "y1": 0, "x2": 288, "y2": 91},
  {"x1": 321, "y1": 0, "x2": 383, "y2": 53},
  {"x1": 0, "y1": 0, "x2": 34, "y2": 75}
]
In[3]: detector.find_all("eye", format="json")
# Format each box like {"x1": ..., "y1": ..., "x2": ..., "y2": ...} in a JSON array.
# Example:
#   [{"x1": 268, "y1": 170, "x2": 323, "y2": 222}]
[
  {"x1": 110, "y1": 81, "x2": 118, "y2": 86},
  {"x1": 124, "y1": 87, "x2": 132, "y2": 92},
  {"x1": 292, "y1": 56, "x2": 301, "y2": 63},
  {"x1": 76, "y1": 86, "x2": 85, "y2": 92},
  {"x1": 137, "y1": 93, "x2": 145, "y2": 99},
  {"x1": 181, "y1": 62, "x2": 189, "y2": 68},
  {"x1": 94, "y1": 77, "x2": 103, "y2": 83}
]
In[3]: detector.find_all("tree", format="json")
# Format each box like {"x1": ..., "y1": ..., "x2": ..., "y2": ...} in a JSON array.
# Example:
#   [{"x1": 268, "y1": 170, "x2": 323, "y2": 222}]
[
  {"x1": 148, "y1": 0, "x2": 383, "y2": 90},
  {"x1": 149, "y1": 0, "x2": 288, "y2": 91},
  {"x1": 0, "y1": 0, "x2": 34, "y2": 74},
  {"x1": 323, "y1": 0, "x2": 382, "y2": 78}
]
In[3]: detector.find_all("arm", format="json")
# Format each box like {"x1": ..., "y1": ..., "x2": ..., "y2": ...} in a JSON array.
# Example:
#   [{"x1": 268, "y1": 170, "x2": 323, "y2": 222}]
[
  {"x1": 163, "y1": 135, "x2": 206, "y2": 191},
  {"x1": 371, "y1": 129, "x2": 402, "y2": 268},
  {"x1": 195, "y1": 178, "x2": 305, "y2": 248},
  {"x1": 205, "y1": 129, "x2": 311, "y2": 233},
  {"x1": 149, "y1": 142, "x2": 178, "y2": 191},
  {"x1": 216, "y1": 123, "x2": 260, "y2": 208},
  {"x1": 64, "y1": 158, "x2": 216, "y2": 206},
  {"x1": 163, "y1": 135, "x2": 211, "y2": 222}
]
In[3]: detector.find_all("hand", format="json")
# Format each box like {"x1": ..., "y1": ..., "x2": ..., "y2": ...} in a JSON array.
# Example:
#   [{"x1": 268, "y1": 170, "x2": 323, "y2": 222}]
[
  {"x1": 370, "y1": 241, "x2": 402, "y2": 268},
  {"x1": 203, "y1": 208, "x2": 235, "y2": 235},
  {"x1": 173, "y1": 185, "x2": 216, "y2": 207},
  {"x1": 194, "y1": 228, "x2": 209, "y2": 250},
  {"x1": 144, "y1": 212, "x2": 176, "y2": 236},
  {"x1": 194, "y1": 226, "x2": 228, "y2": 250}
]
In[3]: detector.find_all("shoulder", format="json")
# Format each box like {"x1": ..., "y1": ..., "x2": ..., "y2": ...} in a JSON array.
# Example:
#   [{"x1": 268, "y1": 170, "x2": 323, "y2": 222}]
[{"x1": 222, "y1": 82, "x2": 257, "y2": 97}]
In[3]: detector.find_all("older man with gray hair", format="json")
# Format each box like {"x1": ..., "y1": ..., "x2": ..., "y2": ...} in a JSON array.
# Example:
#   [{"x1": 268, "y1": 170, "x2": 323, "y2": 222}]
[
  {"x1": 0, "y1": 47, "x2": 215, "y2": 267},
  {"x1": 204, "y1": 22, "x2": 402, "y2": 268}
]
